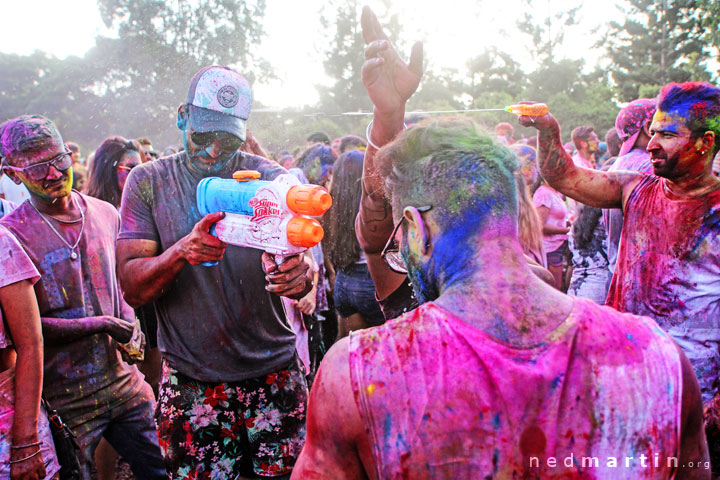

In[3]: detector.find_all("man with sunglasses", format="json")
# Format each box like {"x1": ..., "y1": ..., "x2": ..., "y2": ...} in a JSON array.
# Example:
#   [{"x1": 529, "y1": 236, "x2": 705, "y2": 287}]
[
  {"x1": 117, "y1": 66, "x2": 312, "y2": 479},
  {"x1": 0, "y1": 114, "x2": 166, "y2": 479}
]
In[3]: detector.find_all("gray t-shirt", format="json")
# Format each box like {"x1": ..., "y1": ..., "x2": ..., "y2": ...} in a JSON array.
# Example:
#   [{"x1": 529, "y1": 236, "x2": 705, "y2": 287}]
[{"x1": 119, "y1": 151, "x2": 295, "y2": 382}]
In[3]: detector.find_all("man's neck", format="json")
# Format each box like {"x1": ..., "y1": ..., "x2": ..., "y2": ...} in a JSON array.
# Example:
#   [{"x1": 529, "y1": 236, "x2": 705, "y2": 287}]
[
  {"x1": 578, "y1": 149, "x2": 593, "y2": 162},
  {"x1": 30, "y1": 192, "x2": 79, "y2": 219},
  {"x1": 432, "y1": 237, "x2": 574, "y2": 346},
  {"x1": 664, "y1": 162, "x2": 720, "y2": 198}
]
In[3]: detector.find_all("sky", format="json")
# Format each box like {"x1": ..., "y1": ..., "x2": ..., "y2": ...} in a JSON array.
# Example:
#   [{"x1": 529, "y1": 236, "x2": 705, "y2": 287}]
[{"x1": 0, "y1": 0, "x2": 618, "y2": 109}]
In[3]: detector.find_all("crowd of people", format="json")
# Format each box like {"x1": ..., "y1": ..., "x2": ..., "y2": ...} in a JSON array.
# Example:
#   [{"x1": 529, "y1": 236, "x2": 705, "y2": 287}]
[{"x1": 1, "y1": 6, "x2": 720, "y2": 480}]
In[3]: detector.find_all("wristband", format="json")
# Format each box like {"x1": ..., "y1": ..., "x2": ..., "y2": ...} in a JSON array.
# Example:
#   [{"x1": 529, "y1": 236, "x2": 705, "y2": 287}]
[
  {"x1": 365, "y1": 120, "x2": 407, "y2": 150},
  {"x1": 11, "y1": 441, "x2": 43, "y2": 450},
  {"x1": 9, "y1": 449, "x2": 42, "y2": 464}
]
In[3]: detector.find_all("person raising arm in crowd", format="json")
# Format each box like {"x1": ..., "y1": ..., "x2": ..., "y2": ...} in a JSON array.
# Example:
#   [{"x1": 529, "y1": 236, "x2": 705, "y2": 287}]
[{"x1": 519, "y1": 83, "x2": 720, "y2": 474}]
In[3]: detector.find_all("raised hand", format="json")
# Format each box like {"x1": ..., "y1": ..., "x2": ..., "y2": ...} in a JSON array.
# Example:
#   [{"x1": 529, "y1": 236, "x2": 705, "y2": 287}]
[
  {"x1": 361, "y1": 6, "x2": 423, "y2": 121},
  {"x1": 516, "y1": 101, "x2": 561, "y2": 135}
]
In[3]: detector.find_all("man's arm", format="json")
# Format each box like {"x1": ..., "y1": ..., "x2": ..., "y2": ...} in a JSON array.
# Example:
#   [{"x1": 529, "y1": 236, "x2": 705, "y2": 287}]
[
  {"x1": 41, "y1": 315, "x2": 134, "y2": 346},
  {"x1": 2, "y1": 279, "x2": 47, "y2": 480},
  {"x1": 356, "y1": 6, "x2": 422, "y2": 300},
  {"x1": 117, "y1": 212, "x2": 227, "y2": 307},
  {"x1": 292, "y1": 338, "x2": 371, "y2": 479},
  {"x1": 519, "y1": 110, "x2": 644, "y2": 209},
  {"x1": 676, "y1": 343, "x2": 711, "y2": 479}
]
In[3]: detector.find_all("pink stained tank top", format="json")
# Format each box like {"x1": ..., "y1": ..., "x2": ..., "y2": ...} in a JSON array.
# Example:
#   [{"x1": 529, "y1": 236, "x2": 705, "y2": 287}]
[{"x1": 348, "y1": 299, "x2": 682, "y2": 479}]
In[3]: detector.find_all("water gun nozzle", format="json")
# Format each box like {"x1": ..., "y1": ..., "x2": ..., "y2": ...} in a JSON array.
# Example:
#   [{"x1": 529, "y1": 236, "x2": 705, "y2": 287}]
[{"x1": 287, "y1": 186, "x2": 333, "y2": 216}]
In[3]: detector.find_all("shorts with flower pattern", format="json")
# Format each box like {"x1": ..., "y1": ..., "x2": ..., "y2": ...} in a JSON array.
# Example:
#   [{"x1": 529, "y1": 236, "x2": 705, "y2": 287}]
[{"x1": 156, "y1": 356, "x2": 308, "y2": 479}]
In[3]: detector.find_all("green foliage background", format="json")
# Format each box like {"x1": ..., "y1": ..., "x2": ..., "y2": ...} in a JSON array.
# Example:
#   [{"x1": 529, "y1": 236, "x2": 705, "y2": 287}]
[{"x1": 0, "y1": 0, "x2": 718, "y2": 156}]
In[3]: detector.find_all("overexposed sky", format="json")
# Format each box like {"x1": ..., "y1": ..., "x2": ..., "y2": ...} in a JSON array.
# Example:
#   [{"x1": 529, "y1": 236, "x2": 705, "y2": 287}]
[{"x1": 0, "y1": 0, "x2": 617, "y2": 109}]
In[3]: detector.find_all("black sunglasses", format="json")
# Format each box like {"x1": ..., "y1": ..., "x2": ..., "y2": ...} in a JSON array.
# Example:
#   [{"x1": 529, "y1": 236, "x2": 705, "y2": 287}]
[
  {"x1": 381, "y1": 205, "x2": 433, "y2": 274},
  {"x1": 190, "y1": 131, "x2": 243, "y2": 153}
]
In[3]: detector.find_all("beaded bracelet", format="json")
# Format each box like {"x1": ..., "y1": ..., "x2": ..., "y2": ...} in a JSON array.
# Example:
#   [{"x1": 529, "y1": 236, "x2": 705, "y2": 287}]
[
  {"x1": 8, "y1": 449, "x2": 42, "y2": 464},
  {"x1": 365, "y1": 120, "x2": 408, "y2": 151},
  {"x1": 10, "y1": 440, "x2": 43, "y2": 450}
]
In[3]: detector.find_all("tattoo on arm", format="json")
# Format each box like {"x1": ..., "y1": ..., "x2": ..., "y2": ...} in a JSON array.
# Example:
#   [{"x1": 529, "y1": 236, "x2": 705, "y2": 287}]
[{"x1": 538, "y1": 131, "x2": 574, "y2": 184}]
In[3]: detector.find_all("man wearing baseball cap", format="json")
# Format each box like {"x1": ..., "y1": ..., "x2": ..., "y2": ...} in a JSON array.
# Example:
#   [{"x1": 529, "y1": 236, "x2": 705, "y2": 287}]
[
  {"x1": 117, "y1": 66, "x2": 312, "y2": 479},
  {"x1": 603, "y1": 98, "x2": 655, "y2": 275}
]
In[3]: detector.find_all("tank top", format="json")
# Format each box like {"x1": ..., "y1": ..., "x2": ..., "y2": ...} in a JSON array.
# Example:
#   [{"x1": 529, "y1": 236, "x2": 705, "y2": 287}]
[
  {"x1": 607, "y1": 174, "x2": 720, "y2": 403},
  {"x1": 349, "y1": 299, "x2": 681, "y2": 479}
]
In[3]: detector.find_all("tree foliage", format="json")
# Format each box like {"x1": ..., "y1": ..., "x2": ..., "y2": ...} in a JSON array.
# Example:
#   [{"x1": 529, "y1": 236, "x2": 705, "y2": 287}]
[
  {"x1": 1, "y1": 0, "x2": 718, "y2": 158},
  {"x1": 0, "y1": 0, "x2": 269, "y2": 154},
  {"x1": 605, "y1": 0, "x2": 708, "y2": 102}
]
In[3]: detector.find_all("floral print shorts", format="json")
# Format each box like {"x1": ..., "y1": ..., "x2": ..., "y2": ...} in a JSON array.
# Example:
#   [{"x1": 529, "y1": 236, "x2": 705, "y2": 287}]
[{"x1": 156, "y1": 357, "x2": 308, "y2": 479}]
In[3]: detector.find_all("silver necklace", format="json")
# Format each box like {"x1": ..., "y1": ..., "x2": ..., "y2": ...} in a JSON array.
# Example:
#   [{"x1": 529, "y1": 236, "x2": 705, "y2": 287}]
[{"x1": 29, "y1": 194, "x2": 85, "y2": 260}]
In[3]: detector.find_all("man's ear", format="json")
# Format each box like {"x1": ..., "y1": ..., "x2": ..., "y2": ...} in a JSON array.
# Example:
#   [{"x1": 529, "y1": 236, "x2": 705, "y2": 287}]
[
  {"x1": 2, "y1": 167, "x2": 23, "y2": 186},
  {"x1": 642, "y1": 120, "x2": 652, "y2": 137},
  {"x1": 177, "y1": 104, "x2": 188, "y2": 130},
  {"x1": 701, "y1": 130, "x2": 715, "y2": 156},
  {"x1": 403, "y1": 206, "x2": 430, "y2": 257}
]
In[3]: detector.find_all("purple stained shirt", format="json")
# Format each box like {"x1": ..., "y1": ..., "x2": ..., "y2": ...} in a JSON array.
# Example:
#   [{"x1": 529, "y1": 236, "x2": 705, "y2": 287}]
[
  {"x1": 118, "y1": 151, "x2": 296, "y2": 383},
  {"x1": 0, "y1": 225, "x2": 39, "y2": 348},
  {"x1": 1, "y1": 192, "x2": 146, "y2": 428}
]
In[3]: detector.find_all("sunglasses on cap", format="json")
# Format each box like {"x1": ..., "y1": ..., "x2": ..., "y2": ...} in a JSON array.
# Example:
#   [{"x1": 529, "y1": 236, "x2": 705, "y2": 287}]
[
  {"x1": 381, "y1": 205, "x2": 433, "y2": 275},
  {"x1": 190, "y1": 131, "x2": 243, "y2": 153},
  {"x1": 2, "y1": 150, "x2": 72, "y2": 181}
]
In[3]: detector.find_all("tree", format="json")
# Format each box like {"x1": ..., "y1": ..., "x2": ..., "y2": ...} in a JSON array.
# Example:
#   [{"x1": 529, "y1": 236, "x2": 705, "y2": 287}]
[
  {"x1": 86, "y1": 0, "x2": 270, "y2": 148},
  {"x1": 317, "y1": 0, "x2": 369, "y2": 116},
  {"x1": 317, "y1": 1, "x2": 407, "y2": 118},
  {"x1": 516, "y1": 1, "x2": 581, "y2": 67},
  {"x1": 515, "y1": 0, "x2": 588, "y2": 101},
  {"x1": 697, "y1": 0, "x2": 720, "y2": 75},
  {"x1": 604, "y1": 0, "x2": 708, "y2": 102},
  {"x1": 465, "y1": 47, "x2": 525, "y2": 100}
]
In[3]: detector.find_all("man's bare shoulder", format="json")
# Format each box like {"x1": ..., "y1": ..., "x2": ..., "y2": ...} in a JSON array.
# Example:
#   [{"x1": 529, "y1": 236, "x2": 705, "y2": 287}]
[{"x1": 293, "y1": 337, "x2": 373, "y2": 479}]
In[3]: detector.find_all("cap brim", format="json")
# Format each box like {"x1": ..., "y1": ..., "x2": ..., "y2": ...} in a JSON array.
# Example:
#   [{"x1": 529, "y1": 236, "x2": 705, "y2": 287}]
[
  {"x1": 618, "y1": 130, "x2": 641, "y2": 157},
  {"x1": 189, "y1": 105, "x2": 246, "y2": 141}
]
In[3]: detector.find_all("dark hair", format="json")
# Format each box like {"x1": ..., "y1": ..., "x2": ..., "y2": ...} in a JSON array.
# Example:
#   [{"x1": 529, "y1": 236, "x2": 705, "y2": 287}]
[
  {"x1": 0, "y1": 115, "x2": 63, "y2": 162},
  {"x1": 66, "y1": 142, "x2": 80, "y2": 154},
  {"x1": 306, "y1": 132, "x2": 330, "y2": 145},
  {"x1": 296, "y1": 144, "x2": 335, "y2": 185},
  {"x1": 571, "y1": 125, "x2": 595, "y2": 150},
  {"x1": 572, "y1": 204, "x2": 603, "y2": 252},
  {"x1": 339, "y1": 135, "x2": 367, "y2": 153},
  {"x1": 322, "y1": 151, "x2": 364, "y2": 270},
  {"x1": 605, "y1": 127, "x2": 621, "y2": 157},
  {"x1": 86, "y1": 136, "x2": 141, "y2": 207},
  {"x1": 657, "y1": 82, "x2": 720, "y2": 155}
]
